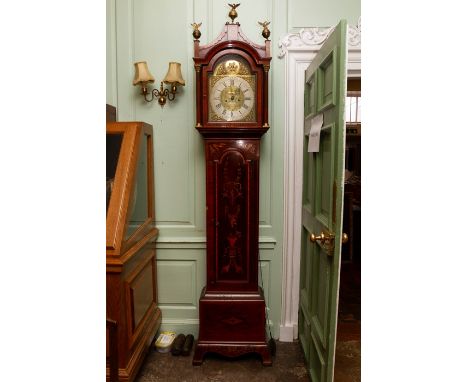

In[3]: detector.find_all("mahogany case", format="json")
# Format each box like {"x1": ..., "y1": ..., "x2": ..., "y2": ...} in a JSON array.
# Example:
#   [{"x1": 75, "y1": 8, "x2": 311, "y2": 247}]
[{"x1": 192, "y1": 22, "x2": 272, "y2": 366}]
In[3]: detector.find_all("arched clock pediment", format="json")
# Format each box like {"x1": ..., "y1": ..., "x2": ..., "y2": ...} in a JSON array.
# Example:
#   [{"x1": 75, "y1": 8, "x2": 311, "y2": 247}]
[{"x1": 203, "y1": 40, "x2": 268, "y2": 67}]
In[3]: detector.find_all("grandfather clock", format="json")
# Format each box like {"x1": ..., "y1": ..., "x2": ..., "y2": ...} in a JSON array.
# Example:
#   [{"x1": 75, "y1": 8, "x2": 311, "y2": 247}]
[{"x1": 192, "y1": 5, "x2": 272, "y2": 366}]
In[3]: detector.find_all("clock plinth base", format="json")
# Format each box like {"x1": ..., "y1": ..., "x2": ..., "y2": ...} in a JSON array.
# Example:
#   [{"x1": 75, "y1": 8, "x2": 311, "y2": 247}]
[
  {"x1": 193, "y1": 287, "x2": 272, "y2": 366},
  {"x1": 193, "y1": 342, "x2": 272, "y2": 366}
]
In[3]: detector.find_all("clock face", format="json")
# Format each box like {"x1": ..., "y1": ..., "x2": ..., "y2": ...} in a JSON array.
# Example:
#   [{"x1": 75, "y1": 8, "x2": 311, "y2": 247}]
[
  {"x1": 208, "y1": 58, "x2": 256, "y2": 122},
  {"x1": 210, "y1": 77, "x2": 254, "y2": 121}
]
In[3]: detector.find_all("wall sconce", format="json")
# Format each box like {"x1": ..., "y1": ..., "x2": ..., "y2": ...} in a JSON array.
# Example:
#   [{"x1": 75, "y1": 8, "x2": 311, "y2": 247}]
[{"x1": 133, "y1": 61, "x2": 185, "y2": 106}]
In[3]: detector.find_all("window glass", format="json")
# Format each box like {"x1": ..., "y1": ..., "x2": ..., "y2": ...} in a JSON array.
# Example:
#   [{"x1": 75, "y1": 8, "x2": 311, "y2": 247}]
[
  {"x1": 345, "y1": 96, "x2": 361, "y2": 123},
  {"x1": 125, "y1": 134, "x2": 149, "y2": 239},
  {"x1": 106, "y1": 133, "x2": 123, "y2": 215}
]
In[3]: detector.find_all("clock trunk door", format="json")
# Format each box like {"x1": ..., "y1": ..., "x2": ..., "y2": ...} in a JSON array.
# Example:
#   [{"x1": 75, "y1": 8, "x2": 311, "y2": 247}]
[
  {"x1": 205, "y1": 140, "x2": 260, "y2": 292},
  {"x1": 299, "y1": 20, "x2": 347, "y2": 382}
]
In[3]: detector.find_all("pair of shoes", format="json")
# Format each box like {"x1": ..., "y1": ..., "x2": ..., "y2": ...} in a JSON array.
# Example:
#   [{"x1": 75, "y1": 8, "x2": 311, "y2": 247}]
[
  {"x1": 171, "y1": 334, "x2": 194, "y2": 356},
  {"x1": 182, "y1": 334, "x2": 194, "y2": 356},
  {"x1": 171, "y1": 334, "x2": 185, "y2": 356}
]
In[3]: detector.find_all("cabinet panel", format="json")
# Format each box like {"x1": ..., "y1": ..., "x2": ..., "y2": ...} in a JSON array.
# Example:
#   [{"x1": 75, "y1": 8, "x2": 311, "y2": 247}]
[{"x1": 128, "y1": 256, "x2": 155, "y2": 331}]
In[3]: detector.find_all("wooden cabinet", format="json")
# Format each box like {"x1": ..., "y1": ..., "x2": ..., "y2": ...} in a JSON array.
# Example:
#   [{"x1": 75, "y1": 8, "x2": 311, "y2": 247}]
[{"x1": 106, "y1": 122, "x2": 161, "y2": 382}]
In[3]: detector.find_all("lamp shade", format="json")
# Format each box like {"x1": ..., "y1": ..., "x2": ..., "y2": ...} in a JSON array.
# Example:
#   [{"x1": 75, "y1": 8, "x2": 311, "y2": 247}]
[
  {"x1": 133, "y1": 61, "x2": 155, "y2": 86},
  {"x1": 163, "y1": 62, "x2": 185, "y2": 86}
]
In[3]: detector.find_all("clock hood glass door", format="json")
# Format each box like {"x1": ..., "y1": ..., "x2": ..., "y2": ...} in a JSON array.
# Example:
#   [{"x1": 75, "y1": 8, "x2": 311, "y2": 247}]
[{"x1": 208, "y1": 55, "x2": 257, "y2": 123}]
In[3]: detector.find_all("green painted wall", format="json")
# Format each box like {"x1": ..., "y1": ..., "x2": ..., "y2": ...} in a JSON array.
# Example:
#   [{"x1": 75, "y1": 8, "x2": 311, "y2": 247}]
[
  {"x1": 106, "y1": 0, "x2": 117, "y2": 106},
  {"x1": 107, "y1": 0, "x2": 359, "y2": 338},
  {"x1": 289, "y1": 0, "x2": 360, "y2": 29}
]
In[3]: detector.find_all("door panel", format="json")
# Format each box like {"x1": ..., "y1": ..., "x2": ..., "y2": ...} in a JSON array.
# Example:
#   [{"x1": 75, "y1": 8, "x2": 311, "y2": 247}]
[
  {"x1": 317, "y1": 48, "x2": 337, "y2": 112},
  {"x1": 315, "y1": 126, "x2": 334, "y2": 226},
  {"x1": 299, "y1": 20, "x2": 347, "y2": 382}
]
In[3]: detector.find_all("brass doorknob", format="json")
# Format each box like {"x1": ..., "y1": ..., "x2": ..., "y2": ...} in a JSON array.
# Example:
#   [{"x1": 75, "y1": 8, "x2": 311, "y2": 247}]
[
  {"x1": 310, "y1": 231, "x2": 348, "y2": 243},
  {"x1": 310, "y1": 231, "x2": 334, "y2": 243},
  {"x1": 342, "y1": 233, "x2": 348, "y2": 244},
  {"x1": 310, "y1": 232, "x2": 325, "y2": 243}
]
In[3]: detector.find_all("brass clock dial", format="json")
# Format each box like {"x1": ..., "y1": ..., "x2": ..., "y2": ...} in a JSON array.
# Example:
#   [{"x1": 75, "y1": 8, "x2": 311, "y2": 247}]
[
  {"x1": 208, "y1": 58, "x2": 256, "y2": 122},
  {"x1": 210, "y1": 77, "x2": 254, "y2": 121}
]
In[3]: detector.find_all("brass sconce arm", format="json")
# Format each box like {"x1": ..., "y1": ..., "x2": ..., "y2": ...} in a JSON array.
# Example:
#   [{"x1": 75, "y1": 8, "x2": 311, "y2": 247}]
[
  {"x1": 133, "y1": 61, "x2": 185, "y2": 107},
  {"x1": 141, "y1": 81, "x2": 179, "y2": 106}
]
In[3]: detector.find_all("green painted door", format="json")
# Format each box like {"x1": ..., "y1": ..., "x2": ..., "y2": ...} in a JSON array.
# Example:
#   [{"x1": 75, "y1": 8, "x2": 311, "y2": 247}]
[{"x1": 299, "y1": 20, "x2": 348, "y2": 382}]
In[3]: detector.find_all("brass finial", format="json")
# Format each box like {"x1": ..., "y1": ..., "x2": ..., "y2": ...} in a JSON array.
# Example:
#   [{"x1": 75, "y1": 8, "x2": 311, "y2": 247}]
[
  {"x1": 228, "y1": 3, "x2": 240, "y2": 23},
  {"x1": 191, "y1": 22, "x2": 202, "y2": 40},
  {"x1": 258, "y1": 21, "x2": 270, "y2": 40}
]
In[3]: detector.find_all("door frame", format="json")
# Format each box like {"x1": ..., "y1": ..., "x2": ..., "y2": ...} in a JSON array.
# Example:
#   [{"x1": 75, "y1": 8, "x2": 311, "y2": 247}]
[{"x1": 278, "y1": 19, "x2": 361, "y2": 342}]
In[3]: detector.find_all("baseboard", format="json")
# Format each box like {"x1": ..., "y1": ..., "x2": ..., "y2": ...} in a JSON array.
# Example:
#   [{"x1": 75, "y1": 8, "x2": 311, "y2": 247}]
[
  {"x1": 158, "y1": 318, "x2": 200, "y2": 337},
  {"x1": 279, "y1": 324, "x2": 298, "y2": 342},
  {"x1": 159, "y1": 318, "x2": 277, "y2": 340}
]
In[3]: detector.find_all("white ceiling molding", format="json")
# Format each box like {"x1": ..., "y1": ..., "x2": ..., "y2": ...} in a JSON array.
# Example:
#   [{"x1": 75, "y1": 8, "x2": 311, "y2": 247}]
[
  {"x1": 278, "y1": 17, "x2": 361, "y2": 58},
  {"x1": 277, "y1": 19, "x2": 361, "y2": 342}
]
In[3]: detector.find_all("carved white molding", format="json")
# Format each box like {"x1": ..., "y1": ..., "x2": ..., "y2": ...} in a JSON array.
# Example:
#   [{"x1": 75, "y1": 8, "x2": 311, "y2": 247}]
[
  {"x1": 278, "y1": 21, "x2": 361, "y2": 342},
  {"x1": 348, "y1": 17, "x2": 361, "y2": 47},
  {"x1": 278, "y1": 27, "x2": 331, "y2": 58},
  {"x1": 278, "y1": 17, "x2": 361, "y2": 58}
]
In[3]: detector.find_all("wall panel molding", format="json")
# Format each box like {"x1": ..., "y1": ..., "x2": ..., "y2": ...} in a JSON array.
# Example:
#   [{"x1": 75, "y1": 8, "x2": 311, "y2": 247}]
[
  {"x1": 157, "y1": 260, "x2": 198, "y2": 306},
  {"x1": 152, "y1": 237, "x2": 277, "y2": 249}
]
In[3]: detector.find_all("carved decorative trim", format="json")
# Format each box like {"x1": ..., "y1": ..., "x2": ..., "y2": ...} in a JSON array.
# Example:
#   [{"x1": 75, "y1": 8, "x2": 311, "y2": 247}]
[
  {"x1": 208, "y1": 142, "x2": 228, "y2": 157},
  {"x1": 348, "y1": 17, "x2": 361, "y2": 47},
  {"x1": 278, "y1": 27, "x2": 331, "y2": 58},
  {"x1": 222, "y1": 316, "x2": 243, "y2": 326},
  {"x1": 237, "y1": 141, "x2": 257, "y2": 155},
  {"x1": 277, "y1": 17, "x2": 361, "y2": 58},
  {"x1": 193, "y1": 343, "x2": 272, "y2": 366}
]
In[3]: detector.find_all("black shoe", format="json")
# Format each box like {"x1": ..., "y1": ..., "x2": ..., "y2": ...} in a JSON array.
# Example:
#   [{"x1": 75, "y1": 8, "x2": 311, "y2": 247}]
[
  {"x1": 171, "y1": 334, "x2": 186, "y2": 356},
  {"x1": 181, "y1": 334, "x2": 194, "y2": 356}
]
